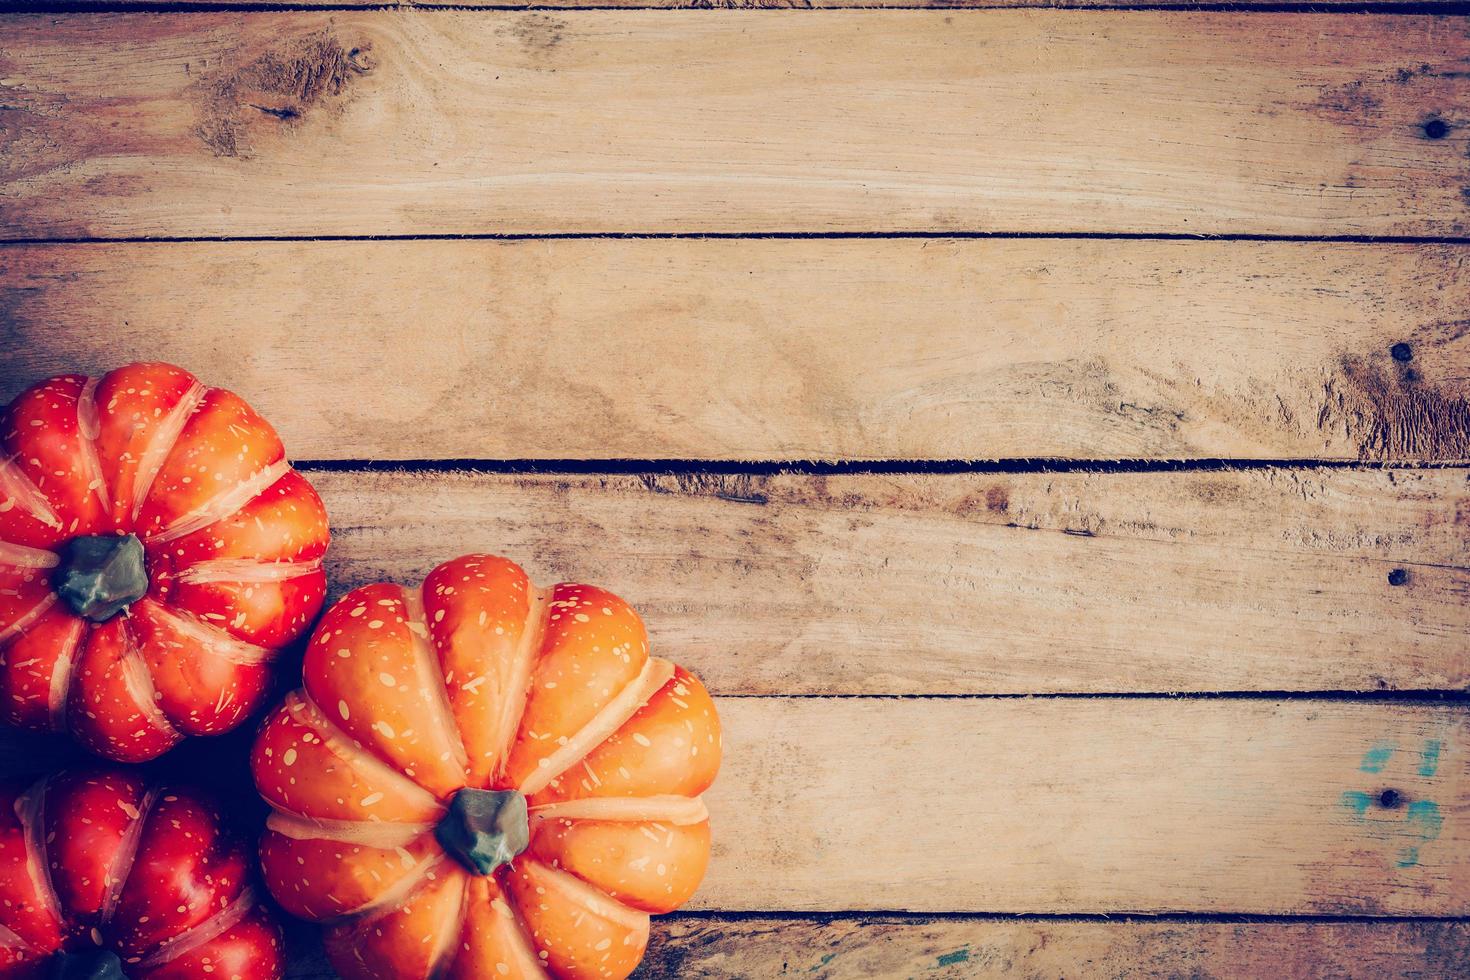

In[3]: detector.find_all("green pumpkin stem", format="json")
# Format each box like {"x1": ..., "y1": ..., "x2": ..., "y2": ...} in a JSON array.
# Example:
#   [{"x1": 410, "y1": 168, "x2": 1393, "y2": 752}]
[
  {"x1": 435, "y1": 788, "x2": 530, "y2": 875},
  {"x1": 48, "y1": 948, "x2": 127, "y2": 980},
  {"x1": 53, "y1": 534, "x2": 149, "y2": 622}
]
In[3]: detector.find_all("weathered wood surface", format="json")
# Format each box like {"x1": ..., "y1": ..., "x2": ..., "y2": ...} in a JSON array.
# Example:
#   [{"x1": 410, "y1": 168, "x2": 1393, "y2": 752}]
[
  {"x1": 270, "y1": 917, "x2": 1470, "y2": 978},
  {"x1": 4, "y1": 240, "x2": 1469, "y2": 462},
  {"x1": 3, "y1": 13, "x2": 1469, "y2": 239},
  {"x1": 307, "y1": 468, "x2": 1470, "y2": 695},
  {"x1": 635, "y1": 917, "x2": 1470, "y2": 979},
  {"x1": 4, "y1": 0, "x2": 1459, "y2": 8},
  {"x1": 695, "y1": 699, "x2": 1469, "y2": 913}
]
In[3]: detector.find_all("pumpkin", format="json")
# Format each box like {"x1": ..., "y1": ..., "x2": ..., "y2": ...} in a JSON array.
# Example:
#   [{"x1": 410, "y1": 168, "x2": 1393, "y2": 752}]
[
  {"x1": 0, "y1": 363, "x2": 329, "y2": 761},
  {"x1": 251, "y1": 554, "x2": 721, "y2": 980},
  {"x1": 0, "y1": 768, "x2": 286, "y2": 979}
]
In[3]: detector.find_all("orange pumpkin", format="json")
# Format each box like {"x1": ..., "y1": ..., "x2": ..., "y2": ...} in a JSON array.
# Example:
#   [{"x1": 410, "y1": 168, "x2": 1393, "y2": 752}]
[{"x1": 250, "y1": 554, "x2": 720, "y2": 980}]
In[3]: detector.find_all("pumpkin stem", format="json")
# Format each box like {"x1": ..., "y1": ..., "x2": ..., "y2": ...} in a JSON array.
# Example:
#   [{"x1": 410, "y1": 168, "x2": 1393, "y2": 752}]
[
  {"x1": 48, "y1": 948, "x2": 127, "y2": 980},
  {"x1": 435, "y1": 788, "x2": 530, "y2": 875},
  {"x1": 53, "y1": 534, "x2": 149, "y2": 622}
]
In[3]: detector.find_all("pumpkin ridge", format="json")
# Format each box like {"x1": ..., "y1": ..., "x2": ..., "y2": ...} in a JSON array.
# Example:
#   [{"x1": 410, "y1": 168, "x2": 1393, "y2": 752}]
[
  {"x1": 0, "y1": 590, "x2": 57, "y2": 646},
  {"x1": 45, "y1": 615, "x2": 86, "y2": 732},
  {"x1": 0, "y1": 540, "x2": 59, "y2": 571},
  {"x1": 126, "y1": 380, "x2": 206, "y2": 524},
  {"x1": 99, "y1": 785, "x2": 159, "y2": 928},
  {"x1": 528, "y1": 795, "x2": 708, "y2": 827},
  {"x1": 149, "y1": 458, "x2": 291, "y2": 546},
  {"x1": 74, "y1": 377, "x2": 109, "y2": 521},
  {"x1": 287, "y1": 690, "x2": 443, "y2": 814},
  {"x1": 174, "y1": 556, "x2": 323, "y2": 586},
  {"x1": 518, "y1": 658, "x2": 676, "y2": 798},
  {"x1": 0, "y1": 453, "x2": 64, "y2": 531},
  {"x1": 134, "y1": 883, "x2": 258, "y2": 969},
  {"x1": 117, "y1": 619, "x2": 183, "y2": 740},
  {"x1": 15, "y1": 776, "x2": 65, "y2": 931},
  {"x1": 427, "y1": 871, "x2": 471, "y2": 978},
  {"x1": 343, "y1": 853, "x2": 451, "y2": 929},
  {"x1": 140, "y1": 600, "x2": 274, "y2": 666},
  {"x1": 520, "y1": 858, "x2": 649, "y2": 932},
  {"x1": 489, "y1": 583, "x2": 553, "y2": 788},
  {"x1": 0, "y1": 919, "x2": 43, "y2": 957},
  {"x1": 402, "y1": 584, "x2": 469, "y2": 783},
  {"x1": 264, "y1": 811, "x2": 435, "y2": 850},
  {"x1": 498, "y1": 878, "x2": 553, "y2": 980}
]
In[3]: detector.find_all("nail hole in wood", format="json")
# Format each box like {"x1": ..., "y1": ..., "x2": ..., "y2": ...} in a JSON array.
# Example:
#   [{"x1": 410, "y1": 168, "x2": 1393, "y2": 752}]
[
  {"x1": 1390, "y1": 342, "x2": 1413, "y2": 362},
  {"x1": 1378, "y1": 789, "x2": 1402, "y2": 808},
  {"x1": 1423, "y1": 119, "x2": 1449, "y2": 140},
  {"x1": 1387, "y1": 568, "x2": 1409, "y2": 586}
]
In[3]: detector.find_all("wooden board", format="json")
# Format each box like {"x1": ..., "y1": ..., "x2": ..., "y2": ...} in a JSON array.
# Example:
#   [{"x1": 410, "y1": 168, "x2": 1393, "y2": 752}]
[
  {"x1": 639, "y1": 917, "x2": 1470, "y2": 978},
  {"x1": 271, "y1": 917, "x2": 1470, "y2": 978},
  {"x1": 3, "y1": 12, "x2": 1469, "y2": 239},
  {"x1": 8, "y1": 0, "x2": 1460, "y2": 8},
  {"x1": 308, "y1": 468, "x2": 1470, "y2": 695},
  {"x1": 708, "y1": 699, "x2": 1470, "y2": 913},
  {"x1": 4, "y1": 239, "x2": 1469, "y2": 462}
]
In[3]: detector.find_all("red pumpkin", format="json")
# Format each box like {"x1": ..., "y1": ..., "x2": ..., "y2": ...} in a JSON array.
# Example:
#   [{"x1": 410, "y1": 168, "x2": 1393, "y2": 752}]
[
  {"x1": 0, "y1": 363, "x2": 328, "y2": 761},
  {"x1": 252, "y1": 554, "x2": 721, "y2": 980},
  {"x1": 0, "y1": 768, "x2": 286, "y2": 979}
]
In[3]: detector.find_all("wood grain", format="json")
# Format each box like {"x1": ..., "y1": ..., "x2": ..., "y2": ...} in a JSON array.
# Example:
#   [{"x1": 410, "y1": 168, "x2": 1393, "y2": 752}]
[
  {"x1": 4, "y1": 0, "x2": 1460, "y2": 8},
  {"x1": 3, "y1": 12, "x2": 1469, "y2": 238},
  {"x1": 695, "y1": 698, "x2": 1470, "y2": 913},
  {"x1": 4, "y1": 239, "x2": 1469, "y2": 462},
  {"x1": 636, "y1": 917, "x2": 1470, "y2": 979},
  {"x1": 306, "y1": 468, "x2": 1470, "y2": 695},
  {"x1": 272, "y1": 917, "x2": 1470, "y2": 979}
]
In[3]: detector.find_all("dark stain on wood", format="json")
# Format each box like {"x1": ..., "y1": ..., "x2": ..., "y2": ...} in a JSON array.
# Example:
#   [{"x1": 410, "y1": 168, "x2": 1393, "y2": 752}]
[
  {"x1": 1312, "y1": 78, "x2": 1382, "y2": 125},
  {"x1": 1317, "y1": 353, "x2": 1470, "y2": 460},
  {"x1": 193, "y1": 31, "x2": 367, "y2": 159},
  {"x1": 502, "y1": 14, "x2": 568, "y2": 60}
]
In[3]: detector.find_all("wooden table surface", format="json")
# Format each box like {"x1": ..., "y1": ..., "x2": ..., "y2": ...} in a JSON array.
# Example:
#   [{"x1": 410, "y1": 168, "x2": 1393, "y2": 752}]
[{"x1": 2, "y1": 0, "x2": 1468, "y2": 976}]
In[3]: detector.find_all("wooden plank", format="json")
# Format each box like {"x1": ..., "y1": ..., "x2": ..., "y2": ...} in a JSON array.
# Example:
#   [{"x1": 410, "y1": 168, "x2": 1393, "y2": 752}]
[
  {"x1": 3, "y1": 240, "x2": 1468, "y2": 462},
  {"x1": 695, "y1": 699, "x2": 1470, "y2": 913},
  {"x1": 308, "y1": 468, "x2": 1470, "y2": 695},
  {"x1": 639, "y1": 917, "x2": 1470, "y2": 978},
  {"x1": 2, "y1": 12, "x2": 1468, "y2": 238},
  {"x1": 273, "y1": 917, "x2": 1470, "y2": 978},
  {"x1": 1, "y1": 700, "x2": 1464, "y2": 914},
  {"x1": 3, "y1": 0, "x2": 1456, "y2": 8}
]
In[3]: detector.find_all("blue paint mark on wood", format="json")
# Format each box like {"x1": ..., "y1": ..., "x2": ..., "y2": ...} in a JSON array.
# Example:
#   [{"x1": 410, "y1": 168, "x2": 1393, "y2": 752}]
[
  {"x1": 1419, "y1": 739, "x2": 1443, "y2": 777},
  {"x1": 1341, "y1": 790, "x2": 1373, "y2": 817},
  {"x1": 1359, "y1": 742, "x2": 1395, "y2": 773},
  {"x1": 936, "y1": 948, "x2": 970, "y2": 968},
  {"x1": 1341, "y1": 735, "x2": 1449, "y2": 869},
  {"x1": 1396, "y1": 800, "x2": 1444, "y2": 867},
  {"x1": 810, "y1": 953, "x2": 837, "y2": 972}
]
